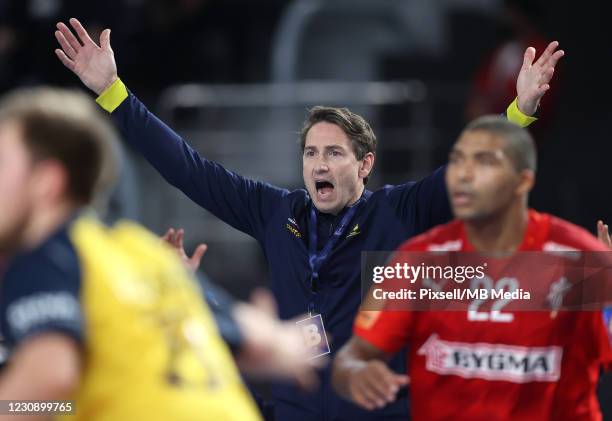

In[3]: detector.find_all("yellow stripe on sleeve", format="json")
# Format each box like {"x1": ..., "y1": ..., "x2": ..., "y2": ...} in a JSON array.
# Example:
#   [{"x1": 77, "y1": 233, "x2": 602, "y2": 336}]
[
  {"x1": 95, "y1": 78, "x2": 128, "y2": 113},
  {"x1": 506, "y1": 97, "x2": 537, "y2": 128}
]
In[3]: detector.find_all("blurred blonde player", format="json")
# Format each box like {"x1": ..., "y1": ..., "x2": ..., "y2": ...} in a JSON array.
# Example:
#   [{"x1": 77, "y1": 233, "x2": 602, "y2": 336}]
[{"x1": 0, "y1": 87, "x2": 315, "y2": 421}]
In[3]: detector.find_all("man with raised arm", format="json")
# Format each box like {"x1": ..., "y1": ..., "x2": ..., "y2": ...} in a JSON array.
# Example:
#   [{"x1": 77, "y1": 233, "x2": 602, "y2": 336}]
[{"x1": 54, "y1": 18, "x2": 563, "y2": 420}]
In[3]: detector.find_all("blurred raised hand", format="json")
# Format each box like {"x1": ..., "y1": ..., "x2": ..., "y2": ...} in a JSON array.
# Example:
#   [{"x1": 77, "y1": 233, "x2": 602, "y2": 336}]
[
  {"x1": 162, "y1": 228, "x2": 208, "y2": 274},
  {"x1": 234, "y1": 288, "x2": 326, "y2": 390},
  {"x1": 516, "y1": 41, "x2": 564, "y2": 116},
  {"x1": 54, "y1": 18, "x2": 117, "y2": 95}
]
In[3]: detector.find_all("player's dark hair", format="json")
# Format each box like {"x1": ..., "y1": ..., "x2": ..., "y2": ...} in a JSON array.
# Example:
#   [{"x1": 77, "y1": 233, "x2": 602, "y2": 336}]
[
  {"x1": 0, "y1": 87, "x2": 119, "y2": 205},
  {"x1": 464, "y1": 115, "x2": 537, "y2": 173},
  {"x1": 300, "y1": 106, "x2": 377, "y2": 184}
]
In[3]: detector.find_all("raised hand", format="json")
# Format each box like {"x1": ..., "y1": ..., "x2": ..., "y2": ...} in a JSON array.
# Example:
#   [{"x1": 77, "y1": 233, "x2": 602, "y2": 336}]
[
  {"x1": 54, "y1": 18, "x2": 117, "y2": 95},
  {"x1": 516, "y1": 41, "x2": 565, "y2": 116},
  {"x1": 162, "y1": 228, "x2": 208, "y2": 274}
]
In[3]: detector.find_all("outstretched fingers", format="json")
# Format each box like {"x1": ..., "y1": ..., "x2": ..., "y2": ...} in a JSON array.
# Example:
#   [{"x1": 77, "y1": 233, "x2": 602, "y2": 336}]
[
  {"x1": 545, "y1": 49, "x2": 565, "y2": 70},
  {"x1": 534, "y1": 41, "x2": 559, "y2": 68},
  {"x1": 521, "y1": 47, "x2": 536, "y2": 71},
  {"x1": 99, "y1": 29, "x2": 111, "y2": 51},
  {"x1": 190, "y1": 244, "x2": 208, "y2": 270},
  {"x1": 56, "y1": 22, "x2": 81, "y2": 52},
  {"x1": 176, "y1": 229, "x2": 185, "y2": 251},
  {"x1": 69, "y1": 17, "x2": 95, "y2": 47},
  {"x1": 54, "y1": 49, "x2": 75, "y2": 71},
  {"x1": 54, "y1": 30, "x2": 77, "y2": 59},
  {"x1": 162, "y1": 228, "x2": 175, "y2": 244},
  {"x1": 535, "y1": 42, "x2": 565, "y2": 74}
]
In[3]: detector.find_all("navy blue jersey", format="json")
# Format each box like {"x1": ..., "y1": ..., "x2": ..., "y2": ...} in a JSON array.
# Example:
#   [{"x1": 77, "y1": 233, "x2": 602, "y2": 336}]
[
  {"x1": 104, "y1": 89, "x2": 453, "y2": 420},
  {"x1": 0, "y1": 223, "x2": 83, "y2": 350}
]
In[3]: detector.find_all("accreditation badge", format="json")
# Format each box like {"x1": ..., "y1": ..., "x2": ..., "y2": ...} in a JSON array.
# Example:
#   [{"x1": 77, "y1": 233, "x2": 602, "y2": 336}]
[{"x1": 295, "y1": 313, "x2": 331, "y2": 359}]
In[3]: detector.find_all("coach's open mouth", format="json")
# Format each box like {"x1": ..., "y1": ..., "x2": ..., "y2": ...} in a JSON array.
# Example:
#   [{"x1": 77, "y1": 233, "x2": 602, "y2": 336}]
[{"x1": 315, "y1": 180, "x2": 335, "y2": 200}]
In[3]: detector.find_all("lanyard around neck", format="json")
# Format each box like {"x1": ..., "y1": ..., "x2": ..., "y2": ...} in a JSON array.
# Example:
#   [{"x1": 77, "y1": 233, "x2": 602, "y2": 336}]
[{"x1": 306, "y1": 198, "x2": 363, "y2": 313}]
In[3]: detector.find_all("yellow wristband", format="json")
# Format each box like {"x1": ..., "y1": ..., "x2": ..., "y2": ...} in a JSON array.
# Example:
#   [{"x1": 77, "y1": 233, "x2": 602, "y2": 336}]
[
  {"x1": 506, "y1": 97, "x2": 537, "y2": 128},
  {"x1": 95, "y1": 78, "x2": 128, "y2": 113}
]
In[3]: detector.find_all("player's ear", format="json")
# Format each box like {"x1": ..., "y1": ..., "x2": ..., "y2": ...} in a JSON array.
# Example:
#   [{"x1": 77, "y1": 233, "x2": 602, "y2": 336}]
[{"x1": 515, "y1": 169, "x2": 535, "y2": 196}]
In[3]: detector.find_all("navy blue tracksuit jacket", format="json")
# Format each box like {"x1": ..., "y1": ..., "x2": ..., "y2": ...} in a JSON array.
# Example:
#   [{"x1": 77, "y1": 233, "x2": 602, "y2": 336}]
[{"x1": 109, "y1": 92, "x2": 452, "y2": 420}]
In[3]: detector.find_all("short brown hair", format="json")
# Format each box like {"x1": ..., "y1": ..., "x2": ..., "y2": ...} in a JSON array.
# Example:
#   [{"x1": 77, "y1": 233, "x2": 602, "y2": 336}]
[
  {"x1": 300, "y1": 106, "x2": 377, "y2": 184},
  {"x1": 0, "y1": 87, "x2": 119, "y2": 205},
  {"x1": 464, "y1": 115, "x2": 537, "y2": 173}
]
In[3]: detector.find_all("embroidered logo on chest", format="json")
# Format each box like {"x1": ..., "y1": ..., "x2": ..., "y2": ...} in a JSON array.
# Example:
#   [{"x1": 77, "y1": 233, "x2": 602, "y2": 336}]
[
  {"x1": 286, "y1": 217, "x2": 302, "y2": 238},
  {"x1": 346, "y1": 224, "x2": 361, "y2": 239}
]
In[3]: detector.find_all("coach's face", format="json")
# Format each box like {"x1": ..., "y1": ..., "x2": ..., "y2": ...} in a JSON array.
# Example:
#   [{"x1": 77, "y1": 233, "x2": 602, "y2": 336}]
[
  {"x1": 0, "y1": 121, "x2": 35, "y2": 251},
  {"x1": 303, "y1": 122, "x2": 373, "y2": 215},
  {"x1": 446, "y1": 130, "x2": 530, "y2": 221}
]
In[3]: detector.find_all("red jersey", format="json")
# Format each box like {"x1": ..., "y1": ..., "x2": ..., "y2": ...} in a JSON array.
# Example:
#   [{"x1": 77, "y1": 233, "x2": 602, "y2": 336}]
[{"x1": 355, "y1": 210, "x2": 612, "y2": 421}]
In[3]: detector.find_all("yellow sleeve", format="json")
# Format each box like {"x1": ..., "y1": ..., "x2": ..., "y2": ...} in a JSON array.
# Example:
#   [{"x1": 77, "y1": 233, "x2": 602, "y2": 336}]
[
  {"x1": 506, "y1": 97, "x2": 537, "y2": 128},
  {"x1": 95, "y1": 78, "x2": 128, "y2": 113}
]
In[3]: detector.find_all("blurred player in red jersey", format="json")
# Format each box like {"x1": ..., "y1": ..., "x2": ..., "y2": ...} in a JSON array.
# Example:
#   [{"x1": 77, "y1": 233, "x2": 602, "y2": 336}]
[{"x1": 332, "y1": 116, "x2": 612, "y2": 420}]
